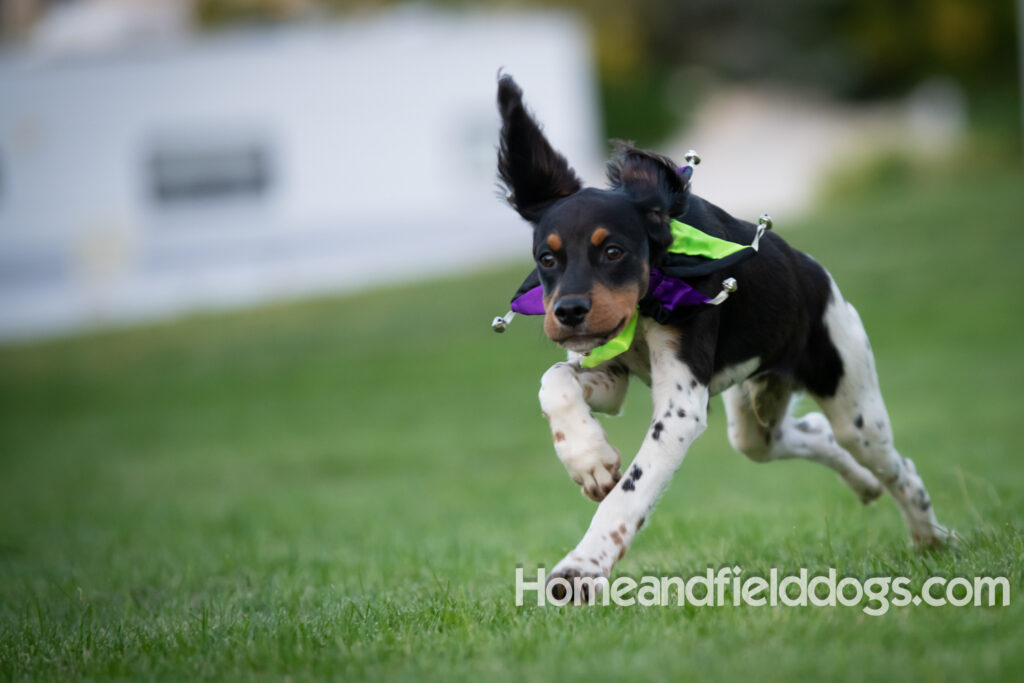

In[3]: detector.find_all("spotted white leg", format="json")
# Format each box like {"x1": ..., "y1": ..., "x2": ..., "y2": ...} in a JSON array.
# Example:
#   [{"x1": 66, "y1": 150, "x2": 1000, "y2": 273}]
[
  {"x1": 539, "y1": 360, "x2": 630, "y2": 501},
  {"x1": 723, "y1": 379, "x2": 883, "y2": 504},
  {"x1": 547, "y1": 323, "x2": 708, "y2": 598},
  {"x1": 815, "y1": 279, "x2": 950, "y2": 547}
]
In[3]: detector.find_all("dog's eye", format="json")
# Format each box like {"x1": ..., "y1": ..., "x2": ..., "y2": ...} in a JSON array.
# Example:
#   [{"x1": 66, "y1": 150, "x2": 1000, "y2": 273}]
[
  {"x1": 604, "y1": 245, "x2": 624, "y2": 261},
  {"x1": 538, "y1": 252, "x2": 557, "y2": 268}
]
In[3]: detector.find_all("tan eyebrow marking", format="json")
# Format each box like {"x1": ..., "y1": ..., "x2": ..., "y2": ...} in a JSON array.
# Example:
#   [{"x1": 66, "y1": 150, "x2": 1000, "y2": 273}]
[
  {"x1": 591, "y1": 227, "x2": 610, "y2": 246},
  {"x1": 546, "y1": 233, "x2": 563, "y2": 251}
]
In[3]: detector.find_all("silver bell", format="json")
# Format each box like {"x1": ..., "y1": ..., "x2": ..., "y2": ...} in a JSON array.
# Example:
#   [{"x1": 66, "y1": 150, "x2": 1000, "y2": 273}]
[
  {"x1": 751, "y1": 214, "x2": 772, "y2": 251},
  {"x1": 491, "y1": 310, "x2": 516, "y2": 333},
  {"x1": 709, "y1": 277, "x2": 738, "y2": 305}
]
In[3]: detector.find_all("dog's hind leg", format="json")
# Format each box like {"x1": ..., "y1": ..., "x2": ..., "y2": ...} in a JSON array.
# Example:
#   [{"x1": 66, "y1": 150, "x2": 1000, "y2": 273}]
[
  {"x1": 813, "y1": 281, "x2": 950, "y2": 548},
  {"x1": 723, "y1": 377, "x2": 883, "y2": 504},
  {"x1": 539, "y1": 360, "x2": 630, "y2": 502}
]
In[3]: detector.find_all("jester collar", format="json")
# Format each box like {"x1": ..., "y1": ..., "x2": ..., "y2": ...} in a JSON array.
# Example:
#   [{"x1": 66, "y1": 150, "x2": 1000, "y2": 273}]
[{"x1": 495, "y1": 217, "x2": 770, "y2": 368}]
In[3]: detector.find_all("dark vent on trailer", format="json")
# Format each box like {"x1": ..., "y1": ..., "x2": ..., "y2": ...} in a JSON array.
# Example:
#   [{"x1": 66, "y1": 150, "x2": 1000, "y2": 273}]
[{"x1": 148, "y1": 142, "x2": 271, "y2": 204}]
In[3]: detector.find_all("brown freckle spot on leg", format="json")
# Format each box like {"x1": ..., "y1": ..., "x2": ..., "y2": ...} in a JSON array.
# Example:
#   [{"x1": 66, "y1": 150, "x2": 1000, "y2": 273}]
[
  {"x1": 546, "y1": 233, "x2": 562, "y2": 251},
  {"x1": 590, "y1": 558, "x2": 600, "y2": 567},
  {"x1": 617, "y1": 546, "x2": 626, "y2": 561},
  {"x1": 590, "y1": 227, "x2": 610, "y2": 246},
  {"x1": 637, "y1": 516, "x2": 645, "y2": 530},
  {"x1": 583, "y1": 384, "x2": 594, "y2": 401},
  {"x1": 610, "y1": 531, "x2": 623, "y2": 546},
  {"x1": 553, "y1": 431, "x2": 566, "y2": 442},
  {"x1": 618, "y1": 523, "x2": 627, "y2": 535}
]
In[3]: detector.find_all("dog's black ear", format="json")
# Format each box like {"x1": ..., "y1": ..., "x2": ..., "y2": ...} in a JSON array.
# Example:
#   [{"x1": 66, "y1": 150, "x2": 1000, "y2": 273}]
[
  {"x1": 607, "y1": 141, "x2": 690, "y2": 259},
  {"x1": 497, "y1": 74, "x2": 582, "y2": 222}
]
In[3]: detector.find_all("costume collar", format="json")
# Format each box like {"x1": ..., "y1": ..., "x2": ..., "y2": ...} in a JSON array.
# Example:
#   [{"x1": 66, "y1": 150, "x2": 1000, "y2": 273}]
[{"x1": 494, "y1": 216, "x2": 772, "y2": 367}]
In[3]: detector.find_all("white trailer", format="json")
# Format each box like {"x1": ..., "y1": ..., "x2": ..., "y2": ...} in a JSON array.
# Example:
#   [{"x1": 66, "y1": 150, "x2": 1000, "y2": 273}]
[{"x1": 0, "y1": 10, "x2": 601, "y2": 339}]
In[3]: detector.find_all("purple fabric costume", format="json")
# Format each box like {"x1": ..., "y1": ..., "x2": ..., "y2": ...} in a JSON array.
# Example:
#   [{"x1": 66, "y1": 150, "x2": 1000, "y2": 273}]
[{"x1": 510, "y1": 269, "x2": 709, "y2": 316}]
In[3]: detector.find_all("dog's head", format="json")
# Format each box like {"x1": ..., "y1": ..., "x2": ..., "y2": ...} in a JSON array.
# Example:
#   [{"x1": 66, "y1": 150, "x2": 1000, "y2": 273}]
[{"x1": 497, "y1": 75, "x2": 691, "y2": 353}]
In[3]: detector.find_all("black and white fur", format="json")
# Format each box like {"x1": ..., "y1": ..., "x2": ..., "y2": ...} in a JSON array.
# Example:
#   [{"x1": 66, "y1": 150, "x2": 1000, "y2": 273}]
[{"x1": 495, "y1": 75, "x2": 949, "y2": 598}]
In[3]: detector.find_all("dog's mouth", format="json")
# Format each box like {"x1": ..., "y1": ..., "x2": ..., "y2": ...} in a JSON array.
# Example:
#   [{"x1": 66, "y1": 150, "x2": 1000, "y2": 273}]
[{"x1": 554, "y1": 317, "x2": 628, "y2": 353}]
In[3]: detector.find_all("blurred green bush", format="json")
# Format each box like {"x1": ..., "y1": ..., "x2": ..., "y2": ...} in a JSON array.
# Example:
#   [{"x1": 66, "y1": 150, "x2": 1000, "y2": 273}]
[{"x1": 196, "y1": 0, "x2": 1020, "y2": 146}]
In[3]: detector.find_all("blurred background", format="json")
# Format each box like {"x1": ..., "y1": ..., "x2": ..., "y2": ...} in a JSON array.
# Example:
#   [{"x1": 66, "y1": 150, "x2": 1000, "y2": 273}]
[
  {"x1": 2, "y1": 3, "x2": 1023, "y2": 679},
  {"x1": 0, "y1": 0, "x2": 1019, "y2": 340}
]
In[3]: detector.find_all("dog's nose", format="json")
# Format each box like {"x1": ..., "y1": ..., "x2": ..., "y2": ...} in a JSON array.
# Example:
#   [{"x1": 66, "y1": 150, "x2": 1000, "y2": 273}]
[{"x1": 553, "y1": 297, "x2": 591, "y2": 327}]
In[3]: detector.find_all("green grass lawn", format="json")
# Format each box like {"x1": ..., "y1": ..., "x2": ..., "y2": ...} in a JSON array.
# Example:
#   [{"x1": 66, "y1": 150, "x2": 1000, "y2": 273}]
[{"x1": 1, "y1": 165, "x2": 1023, "y2": 681}]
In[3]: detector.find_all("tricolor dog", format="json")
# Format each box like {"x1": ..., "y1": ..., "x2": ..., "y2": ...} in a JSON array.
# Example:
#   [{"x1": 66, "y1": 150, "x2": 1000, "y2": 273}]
[{"x1": 492, "y1": 75, "x2": 949, "y2": 600}]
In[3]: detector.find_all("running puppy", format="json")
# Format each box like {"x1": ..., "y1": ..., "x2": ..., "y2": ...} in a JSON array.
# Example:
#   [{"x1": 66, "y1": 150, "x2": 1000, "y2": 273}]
[{"x1": 494, "y1": 75, "x2": 949, "y2": 599}]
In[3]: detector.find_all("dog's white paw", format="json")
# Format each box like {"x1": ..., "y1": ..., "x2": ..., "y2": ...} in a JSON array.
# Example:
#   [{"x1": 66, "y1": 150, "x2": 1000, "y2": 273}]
[
  {"x1": 560, "y1": 440, "x2": 621, "y2": 502},
  {"x1": 911, "y1": 523, "x2": 956, "y2": 550},
  {"x1": 844, "y1": 467, "x2": 884, "y2": 505},
  {"x1": 889, "y1": 457, "x2": 953, "y2": 550},
  {"x1": 546, "y1": 556, "x2": 609, "y2": 604},
  {"x1": 797, "y1": 412, "x2": 883, "y2": 504}
]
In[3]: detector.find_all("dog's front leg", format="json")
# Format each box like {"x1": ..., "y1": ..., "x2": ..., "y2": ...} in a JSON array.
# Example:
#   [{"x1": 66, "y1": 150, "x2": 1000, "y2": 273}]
[
  {"x1": 538, "y1": 361, "x2": 629, "y2": 501},
  {"x1": 547, "y1": 324, "x2": 708, "y2": 599}
]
